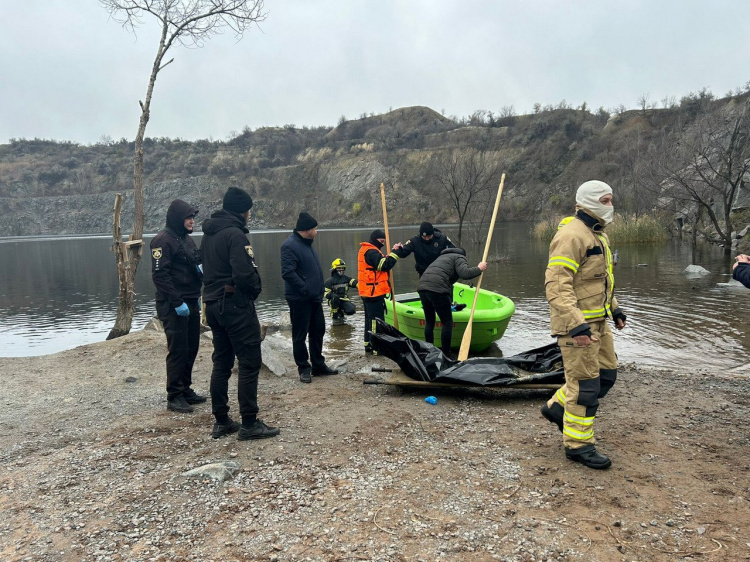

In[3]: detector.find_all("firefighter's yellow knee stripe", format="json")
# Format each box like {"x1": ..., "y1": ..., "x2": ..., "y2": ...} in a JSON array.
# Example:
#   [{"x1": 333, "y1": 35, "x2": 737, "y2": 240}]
[
  {"x1": 563, "y1": 427, "x2": 595, "y2": 440},
  {"x1": 555, "y1": 389, "x2": 566, "y2": 403},
  {"x1": 564, "y1": 411, "x2": 595, "y2": 425}
]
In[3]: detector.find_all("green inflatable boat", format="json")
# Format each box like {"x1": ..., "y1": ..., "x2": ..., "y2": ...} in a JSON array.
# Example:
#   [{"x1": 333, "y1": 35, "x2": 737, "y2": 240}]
[{"x1": 384, "y1": 282, "x2": 515, "y2": 352}]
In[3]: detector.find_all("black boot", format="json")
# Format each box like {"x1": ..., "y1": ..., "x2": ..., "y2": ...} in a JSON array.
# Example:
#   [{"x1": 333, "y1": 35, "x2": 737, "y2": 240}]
[
  {"x1": 184, "y1": 388, "x2": 207, "y2": 404},
  {"x1": 299, "y1": 368, "x2": 312, "y2": 383},
  {"x1": 565, "y1": 445, "x2": 612, "y2": 470},
  {"x1": 212, "y1": 418, "x2": 241, "y2": 439},
  {"x1": 541, "y1": 403, "x2": 564, "y2": 432},
  {"x1": 167, "y1": 395, "x2": 194, "y2": 414},
  {"x1": 238, "y1": 419, "x2": 280, "y2": 440},
  {"x1": 312, "y1": 364, "x2": 339, "y2": 376}
]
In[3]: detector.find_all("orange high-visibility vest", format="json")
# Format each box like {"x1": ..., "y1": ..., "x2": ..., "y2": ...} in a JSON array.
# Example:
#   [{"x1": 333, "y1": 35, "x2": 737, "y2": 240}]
[{"x1": 358, "y1": 242, "x2": 390, "y2": 298}]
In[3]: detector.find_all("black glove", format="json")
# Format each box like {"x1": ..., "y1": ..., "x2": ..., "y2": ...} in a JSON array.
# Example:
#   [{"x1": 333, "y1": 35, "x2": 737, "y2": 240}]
[
  {"x1": 612, "y1": 309, "x2": 627, "y2": 324},
  {"x1": 569, "y1": 324, "x2": 591, "y2": 338}
]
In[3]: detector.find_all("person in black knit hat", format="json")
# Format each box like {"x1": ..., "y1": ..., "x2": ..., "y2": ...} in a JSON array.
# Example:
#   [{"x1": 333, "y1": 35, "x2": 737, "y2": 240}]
[
  {"x1": 200, "y1": 186, "x2": 280, "y2": 441},
  {"x1": 357, "y1": 229, "x2": 403, "y2": 354},
  {"x1": 281, "y1": 212, "x2": 339, "y2": 383},
  {"x1": 395, "y1": 221, "x2": 455, "y2": 277}
]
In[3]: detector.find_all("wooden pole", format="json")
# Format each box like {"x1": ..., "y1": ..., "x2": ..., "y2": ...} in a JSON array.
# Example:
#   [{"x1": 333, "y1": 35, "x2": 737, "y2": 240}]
[
  {"x1": 457, "y1": 173, "x2": 506, "y2": 361},
  {"x1": 380, "y1": 182, "x2": 399, "y2": 329}
]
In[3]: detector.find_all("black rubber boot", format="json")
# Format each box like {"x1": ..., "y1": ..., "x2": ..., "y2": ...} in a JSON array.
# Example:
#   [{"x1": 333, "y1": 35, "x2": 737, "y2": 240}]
[
  {"x1": 541, "y1": 403, "x2": 564, "y2": 432},
  {"x1": 565, "y1": 445, "x2": 612, "y2": 470}
]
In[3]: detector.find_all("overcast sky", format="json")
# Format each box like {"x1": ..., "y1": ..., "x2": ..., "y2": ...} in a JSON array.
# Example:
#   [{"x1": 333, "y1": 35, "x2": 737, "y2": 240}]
[{"x1": 1, "y1": 0, "x2": 748, "y2": 145}]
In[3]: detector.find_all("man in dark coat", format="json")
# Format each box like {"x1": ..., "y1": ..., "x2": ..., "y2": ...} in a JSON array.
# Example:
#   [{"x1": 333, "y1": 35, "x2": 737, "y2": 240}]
[
  {"x1": 281, "y1": 212, "x2": 338, "y2": 383},
  {"x1": 417, "y1": 248, "x2": 486, "y2": 358},
  {"x1": 396, "y1": 221, "x2": 455, "y2": 277},
  {"x1": 150, "y1": 199, "x2": 205, "y2": 414},
  {"x1": 733, "y1": 254, "x2": 750, "y2": 288},
  {"x1": 200, "y1": 187, "x2": 279, "y2": 441}
]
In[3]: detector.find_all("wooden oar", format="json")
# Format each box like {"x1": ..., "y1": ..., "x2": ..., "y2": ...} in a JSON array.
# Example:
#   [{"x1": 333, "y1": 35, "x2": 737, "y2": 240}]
[
  {"x1": 380, "y1": 182, "x2": 399, "y2": 329},
  {"x1": 458, "y1": 173, "x2": 506, "y2": 361}
]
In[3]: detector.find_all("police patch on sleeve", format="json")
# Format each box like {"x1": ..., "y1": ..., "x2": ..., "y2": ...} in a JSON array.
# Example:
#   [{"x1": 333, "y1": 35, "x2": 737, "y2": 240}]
[
  {"x1": 245, "y1": 245, "x2": 254, "y2": 258},
  {"x1": 152, "y1": 248, "x2": 162, "y2": 259}
]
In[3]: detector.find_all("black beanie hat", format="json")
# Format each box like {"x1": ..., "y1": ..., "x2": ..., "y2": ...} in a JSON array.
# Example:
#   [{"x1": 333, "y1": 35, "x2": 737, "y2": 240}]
[
  {"x1": 295, "y1": 212, "x2": 318, "y2": 231},
  {"x1": 223, "y1": 186, "x2": 253, "y2": 214},
  {"x1": 420, "y1": 222, "x2": 434, "y2": 236},
  {"x1": 369, "y1": 229, "x2": 386, "y2": 248}
]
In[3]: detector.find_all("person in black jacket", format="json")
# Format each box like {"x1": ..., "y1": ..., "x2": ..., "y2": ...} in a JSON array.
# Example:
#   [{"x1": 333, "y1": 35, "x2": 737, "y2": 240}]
[
  {"x1": 396, "y1": 222, "x2": 455, "y2": 277},
  {"x1": 150, "y1": 199, "x2": 206, "y2": 414},
  {"x1": 200, "y1": 187, "x2": 279, "y2": 441},
  {"x1": 733, "y1": 254, "x2": 750, "y2": 288},
  {"x1": 281, "y1": 212, "x2": 338, "y2": 383},
  {"x1": 417, "y1": 248, "x2": 487, "y2": 358}
]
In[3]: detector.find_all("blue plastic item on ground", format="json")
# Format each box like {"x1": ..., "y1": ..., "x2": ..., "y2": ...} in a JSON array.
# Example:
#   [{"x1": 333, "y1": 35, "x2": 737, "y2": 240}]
[{"x1": 425, "y1": 396, "x2": 437, "y2": 405}]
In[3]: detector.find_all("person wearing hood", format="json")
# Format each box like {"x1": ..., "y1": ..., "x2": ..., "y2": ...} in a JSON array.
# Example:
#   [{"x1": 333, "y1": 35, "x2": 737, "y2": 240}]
[
  {"x1": 200, "y1": 187, "x2": 280, "y2": 441},
  {"x1": 541, "y1": 180, "x2": 627, "y2": 470},
  {"x1": 395, "y1": 221, "x2": 455, "y2": 277},
  {"x1": 150, "y1": 199, "x2": 206, "y2": 414},
  {"x1": 281, "y1": 212, "x2": 339, "y2": 383},
  {"x1": 357, "y1": 229, "x2": 403, "y2": 354},
  {"x1": 417, "y1": 248, "x2": 487, "y2": 358}
]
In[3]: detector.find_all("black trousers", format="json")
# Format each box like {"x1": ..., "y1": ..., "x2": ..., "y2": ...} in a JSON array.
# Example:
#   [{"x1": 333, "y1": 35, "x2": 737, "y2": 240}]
[
  {"x1": 286, "y1": 299, "x2": 326, "y2": 373},
  {"x1": 362, "y1": 296, "x2": 386, "y2": 347},
  {"x1": 205, "y1": 296, "x2": 262, "y2": 426},
  {"x1": 418, "y1": 289, "x2": 454, "y2": 354},
  {"x1": 157, "y1": 298, "x2": 200, "y2": 400},
  {"x1": 329, "y1": 296, "x2": 356, "y2": 316}
]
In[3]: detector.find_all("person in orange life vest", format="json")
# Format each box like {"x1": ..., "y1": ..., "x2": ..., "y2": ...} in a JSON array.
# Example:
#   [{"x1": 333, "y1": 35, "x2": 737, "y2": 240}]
[{"x1": 357, "y1": 229, "x2": 403, "y2": 354}]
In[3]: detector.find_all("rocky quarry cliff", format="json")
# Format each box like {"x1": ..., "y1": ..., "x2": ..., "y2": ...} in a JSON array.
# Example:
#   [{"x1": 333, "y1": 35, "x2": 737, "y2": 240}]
[{"x1": 2, "y1": 99, "x2": 749, "y2": 242}]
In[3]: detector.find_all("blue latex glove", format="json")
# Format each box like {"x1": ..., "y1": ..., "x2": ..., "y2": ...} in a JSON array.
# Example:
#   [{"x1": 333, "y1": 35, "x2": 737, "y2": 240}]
[{"x1": 175, "y1": 303, "x2": 190, "y2": 317}]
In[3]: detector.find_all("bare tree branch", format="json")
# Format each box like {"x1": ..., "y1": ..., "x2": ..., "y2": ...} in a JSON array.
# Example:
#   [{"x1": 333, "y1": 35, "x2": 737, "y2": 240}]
[{"x1": 101, "y1": 0, "x2": 267, "y2": 339}]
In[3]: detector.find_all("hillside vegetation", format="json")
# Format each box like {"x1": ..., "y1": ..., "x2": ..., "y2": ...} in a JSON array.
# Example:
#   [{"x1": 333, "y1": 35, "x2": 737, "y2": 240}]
[{"x1": 1, "y1": 91, "x2": 748, "y2": 236}]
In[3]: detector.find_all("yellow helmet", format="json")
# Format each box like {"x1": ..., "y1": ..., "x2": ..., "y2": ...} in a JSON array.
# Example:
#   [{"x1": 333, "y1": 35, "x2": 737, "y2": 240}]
[{"x1": 331, "y1": 258, "x2": 346, "y2": 270}]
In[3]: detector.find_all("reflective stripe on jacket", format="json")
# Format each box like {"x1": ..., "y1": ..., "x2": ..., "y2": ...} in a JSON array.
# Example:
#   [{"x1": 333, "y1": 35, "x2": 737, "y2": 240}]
[
  {"x1": 357, "y1": 242, "x2": 392, "y2": 298},
  {"x1": 545, "y1": 211, "x2": 618, "y2": 336}
]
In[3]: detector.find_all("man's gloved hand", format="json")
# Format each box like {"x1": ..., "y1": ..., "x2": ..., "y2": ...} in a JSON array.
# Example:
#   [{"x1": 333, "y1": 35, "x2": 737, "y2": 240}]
[
  {"x1": 613, "y1": 309, "x2": 627, "y2": 330},
  {"x1": 175, "y1": 303, "x2": 190, "y2": 317}
]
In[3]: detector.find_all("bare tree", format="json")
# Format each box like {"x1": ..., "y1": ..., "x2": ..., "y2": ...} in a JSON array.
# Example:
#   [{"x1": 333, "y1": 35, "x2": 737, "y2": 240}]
[
  {"x1": 657, "y1": 99, "x2": 750, "y2": 254},
  {"x1": 100, "y1": 0, "x2": 267, "y2": 339},
  {"x1": 428, "y1": 148, "x2": 499, "y2": 245}
]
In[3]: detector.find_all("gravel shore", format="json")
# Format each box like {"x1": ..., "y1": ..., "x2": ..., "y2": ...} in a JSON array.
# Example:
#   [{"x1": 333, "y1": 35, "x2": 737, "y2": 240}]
[{"x1": 1, "y1": 327, "x2": 749, "y2": 561}]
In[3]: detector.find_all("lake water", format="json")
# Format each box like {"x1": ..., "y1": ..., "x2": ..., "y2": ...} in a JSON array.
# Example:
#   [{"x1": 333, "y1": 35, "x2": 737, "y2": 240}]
[{"x1": 1, "y1": 223, "x2": 749, "y2": 371}]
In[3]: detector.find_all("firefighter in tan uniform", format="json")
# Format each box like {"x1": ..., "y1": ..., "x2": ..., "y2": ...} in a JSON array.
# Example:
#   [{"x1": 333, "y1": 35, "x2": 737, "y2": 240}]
[{"x1": 541, "y1": 180, "x2": 627, "y2": 470}]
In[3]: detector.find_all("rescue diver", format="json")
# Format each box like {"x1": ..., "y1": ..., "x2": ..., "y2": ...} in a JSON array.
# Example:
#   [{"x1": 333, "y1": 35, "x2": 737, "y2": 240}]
[
  {"x1": 324, "y1": 258, "x2": 358, "y2": 325},
  {"x1": 541, "y1": 180, "x2": 627, "y2": 470}
]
